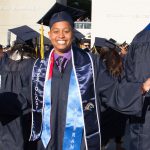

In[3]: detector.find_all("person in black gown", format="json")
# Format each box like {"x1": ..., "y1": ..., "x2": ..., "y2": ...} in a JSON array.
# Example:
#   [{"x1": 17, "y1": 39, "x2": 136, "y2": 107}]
[
  {"x1": 0, "y1": 43, "x2": 35, "y2": 150},
  {"x1": 91, "y1": 39, "x2": 127, "y2": 150},
  {"x1": 125, "y1": 25, "x2": 150, "y2": 150},
  {"x1": 27, "y1": 2, "x2": 150, "y2": 150}
]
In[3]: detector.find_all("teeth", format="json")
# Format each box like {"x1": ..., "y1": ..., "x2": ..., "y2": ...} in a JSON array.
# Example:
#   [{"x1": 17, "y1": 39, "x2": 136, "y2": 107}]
[{"x1": 57, "y1": 41, "x2": 65, "y2": 44}]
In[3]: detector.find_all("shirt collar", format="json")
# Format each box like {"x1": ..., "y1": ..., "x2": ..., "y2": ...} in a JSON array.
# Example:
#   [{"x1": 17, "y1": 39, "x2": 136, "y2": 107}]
[{"x1": 54, "y1": 49, "x2": 72, "y2": 61}]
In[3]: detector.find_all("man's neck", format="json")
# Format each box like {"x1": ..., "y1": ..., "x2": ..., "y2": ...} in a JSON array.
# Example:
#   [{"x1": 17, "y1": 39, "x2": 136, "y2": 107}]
[
  {"x1": 54, "y1": 49, "x2": 71, "y2": 61},
  {"x1": 54, "y1": 48, "x2": 71, "y2": 56}
]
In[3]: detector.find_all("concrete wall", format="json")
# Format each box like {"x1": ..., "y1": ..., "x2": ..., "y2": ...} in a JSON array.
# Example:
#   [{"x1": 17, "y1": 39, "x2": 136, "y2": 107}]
[
  {"x1": 0, "y1": 0, "x2": 57, "y2": 46},
  {"x1": 91, "y1": 0, "x2": 150, "y2": 45}
]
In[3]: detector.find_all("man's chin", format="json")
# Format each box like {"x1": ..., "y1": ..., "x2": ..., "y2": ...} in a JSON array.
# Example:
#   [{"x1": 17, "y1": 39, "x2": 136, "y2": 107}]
[
  {"x1": 54, "y1": 47, "x2": 71, "y2": 54},
  {"x1": 57, "y1": 46, "x2": 71, "y2": 52}
]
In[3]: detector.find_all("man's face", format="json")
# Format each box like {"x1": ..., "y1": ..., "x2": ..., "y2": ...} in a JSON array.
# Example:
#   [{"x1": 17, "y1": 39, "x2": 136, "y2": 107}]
[
  {"x1": 83, "y1": 42, "x2": 90, "y2": 49},
  {"x1": 48, "y1": 21, "x2": 73, "y2": 54}
]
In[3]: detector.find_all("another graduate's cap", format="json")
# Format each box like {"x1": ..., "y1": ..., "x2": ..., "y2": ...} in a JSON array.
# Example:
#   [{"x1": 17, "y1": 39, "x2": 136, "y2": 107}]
[
  {"x1": 94, "y1": 37, "x2": 121, "y2": 52},
  {"x1": 37, "y1": 2, "x2": 86, "y2": 28},
  {"x1": 109, "y1": 38, "x2": 117, "y2": 44},
  {"x1": 9, "y1": 25, "x2": 40, "y2": 45},
  {"x1": 80, "y1": 38, "x2": 91, "y2": 44},
  {"x1": 94, "y1": 37, "x2": 116, "y2": 49},
  {"x1": 143, "y1": 23, "x2": 150, "y2": 31},
  {"x1": 74, "y1": 29, "x2": 85, "y2": 40}
]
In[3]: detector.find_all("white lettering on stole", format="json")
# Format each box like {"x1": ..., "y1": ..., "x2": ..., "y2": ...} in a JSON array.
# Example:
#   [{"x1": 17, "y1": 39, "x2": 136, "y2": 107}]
[
  {"x1": 70, "y1": 109, "x2": 77, "y2": 149},
  {"x1": 34, "y1": 63, "x2": 43, "y2": 110}
]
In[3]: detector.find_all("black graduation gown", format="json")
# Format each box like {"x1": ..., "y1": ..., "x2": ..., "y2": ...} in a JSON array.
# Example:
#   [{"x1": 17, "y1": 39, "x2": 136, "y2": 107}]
[
  {"x1": 100, "y1": 107, "x2": 128, "y2": 146},
  {"x1": 128, "y1": 96, "x2": 150, "y2": 150},
  {"x1": 125, "y1": 29, "x2": 150, "y2": 83},
  {"x1": 0, "y1": 54, "x2": 35, "y2": 150},
  {"x1": 122, "y1": 28, "x2": 150, "y2": 150},
  {"x1": 34, "y1": 47, "x2": 143, "y2": 150},
  {"x1": 100, "y1": 56, "x2": 128, "y2": 146}
]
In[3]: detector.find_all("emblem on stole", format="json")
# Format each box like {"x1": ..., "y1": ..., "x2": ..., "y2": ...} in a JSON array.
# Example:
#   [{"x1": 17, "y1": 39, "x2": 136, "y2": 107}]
[{"x1": 84, "y1": 102, "x2": 94, "y2": 111}]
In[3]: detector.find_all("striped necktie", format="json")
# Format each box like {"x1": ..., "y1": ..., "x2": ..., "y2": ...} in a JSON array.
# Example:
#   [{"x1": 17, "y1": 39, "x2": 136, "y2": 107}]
[{"x1": 56, "y1": 56, "x2": 67, "y2": 73}]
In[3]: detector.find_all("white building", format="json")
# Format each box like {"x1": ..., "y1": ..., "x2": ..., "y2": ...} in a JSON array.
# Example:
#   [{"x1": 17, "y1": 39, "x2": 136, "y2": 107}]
[
  {"x1": 91, "y1": 0, "x2": 150, "y2": 44},
  {"x1": 0, "y1": 0, "x2": 66, "y2": 46},
  {"x1": 1, "y1": 0, "x2": 150, "y2": 46}
]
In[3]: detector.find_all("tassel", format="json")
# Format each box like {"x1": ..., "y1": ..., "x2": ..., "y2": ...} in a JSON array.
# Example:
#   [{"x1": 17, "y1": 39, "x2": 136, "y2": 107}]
[{"x1": 40, "y1": 23, "x2": 44, "y2": 59}]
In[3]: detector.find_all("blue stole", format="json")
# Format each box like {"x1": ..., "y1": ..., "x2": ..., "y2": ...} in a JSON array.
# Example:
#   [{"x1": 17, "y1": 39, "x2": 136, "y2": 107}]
[{"x1": 30, "y1": 47, "x2": 101, "y2": 149}]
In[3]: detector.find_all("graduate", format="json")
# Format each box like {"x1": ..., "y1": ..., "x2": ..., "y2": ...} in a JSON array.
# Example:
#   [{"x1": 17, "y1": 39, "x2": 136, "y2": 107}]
[
  {"x1": 125, "y1": 24, "x2": 150, "y2": 150},
  {"x1": 29, "y1": 2, "x2": 150, "y2": 150},
  {"x1": 0, "y1": 30, "x2": 36, "y2": 150},
  {"x1": 92, "y1": 37, "x2": 128, "y2": 150}
]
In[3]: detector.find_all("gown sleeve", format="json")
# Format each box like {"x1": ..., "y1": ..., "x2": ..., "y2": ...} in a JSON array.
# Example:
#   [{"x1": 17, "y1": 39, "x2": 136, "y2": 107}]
[
  {"x1": 92, "y1": 54, "x2": 144, "y2": 116},
  {"x1": 0, "y1": 58, "x2": 34, "y2": 116},
  {"x1": 125, "y1": 30, "x2": 150, "y2": 83}
]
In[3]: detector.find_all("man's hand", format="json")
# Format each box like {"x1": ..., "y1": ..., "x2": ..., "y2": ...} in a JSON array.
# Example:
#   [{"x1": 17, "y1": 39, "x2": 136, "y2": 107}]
[{"x1": 142, "y1": 78, "x2": 150, "y2": 94}]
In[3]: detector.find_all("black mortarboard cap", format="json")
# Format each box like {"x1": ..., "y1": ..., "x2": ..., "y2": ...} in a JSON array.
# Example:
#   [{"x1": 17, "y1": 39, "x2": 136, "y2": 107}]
[
  {"x1": 94, "y1": 37, "x2": 116, "y2": 49},
  {"x1": 109, "y1": 38, "x2": 117, "y2": 44},
  {"x1": 144, "y1": 23, "x2": 150, "y2": 31},
  {"x1": 80, "y1": 38, "x2": 91, "y2": 45},
  {"x1": 94, "y1": 37, "x2": 121, "y2": 53},
  {"x1": 9, "y1": 25, "x2": 39, "y2": 45},
  {"x1": 74, "y1": 29, "x2": 85, "y2": 40},
  {"x1": 37, "y1": 2, "x2": 86, "y2": 28},
  {"x1": 9, "y1": 25, "x2": 51, "y2": 46}
]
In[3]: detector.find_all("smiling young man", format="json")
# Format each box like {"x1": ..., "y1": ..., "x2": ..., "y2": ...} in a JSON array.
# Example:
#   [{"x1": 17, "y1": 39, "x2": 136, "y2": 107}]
[
  {"x1": 29, "y1": 2, "x2": 150, "y2": 150},
  {"x1": 48, "y1": 20, "x2": 73, "y2": 55}
]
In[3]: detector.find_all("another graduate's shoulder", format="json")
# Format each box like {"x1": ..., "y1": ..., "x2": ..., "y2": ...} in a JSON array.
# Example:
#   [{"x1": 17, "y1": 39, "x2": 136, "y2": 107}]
[
  {"x1": 72, "y1": 45, "x2": 84, "y2": 53},
  {"x1": 89, "y1": 52, "x2": 107, "y2": 73},
  {"x1": 44, "y1": 49, "x2": 52, "y2": 58},
  {"x1": 72, "y1": 45, "x2": 89, "y2": 60},
  {"x1": 72, "y1": 45, "x2": 106, "y2": 72},
  {"x1": 22, "y1": 58, "x2": 35, "y2": 69},
  {"x1": 72, "y1": 45, "x2": 99, "y2": 61},
  {"x1": 0, "y1": 52, "x2": 9, "y2": 65}
]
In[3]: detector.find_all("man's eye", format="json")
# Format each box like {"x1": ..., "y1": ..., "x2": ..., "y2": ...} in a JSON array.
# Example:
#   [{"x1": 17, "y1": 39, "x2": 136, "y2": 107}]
[
  {"x1": 64, "y1": 30, "x2": 70, "y2": 33},
  {"x1": 53, "y1": 30, "x2": 59, "y2": 34}
]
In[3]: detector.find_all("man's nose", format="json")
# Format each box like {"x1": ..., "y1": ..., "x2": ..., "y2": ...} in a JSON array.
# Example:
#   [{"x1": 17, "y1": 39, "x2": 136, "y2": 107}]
[{"x1": 59, "y1": 31, "x2": 65, "y2": 38}]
